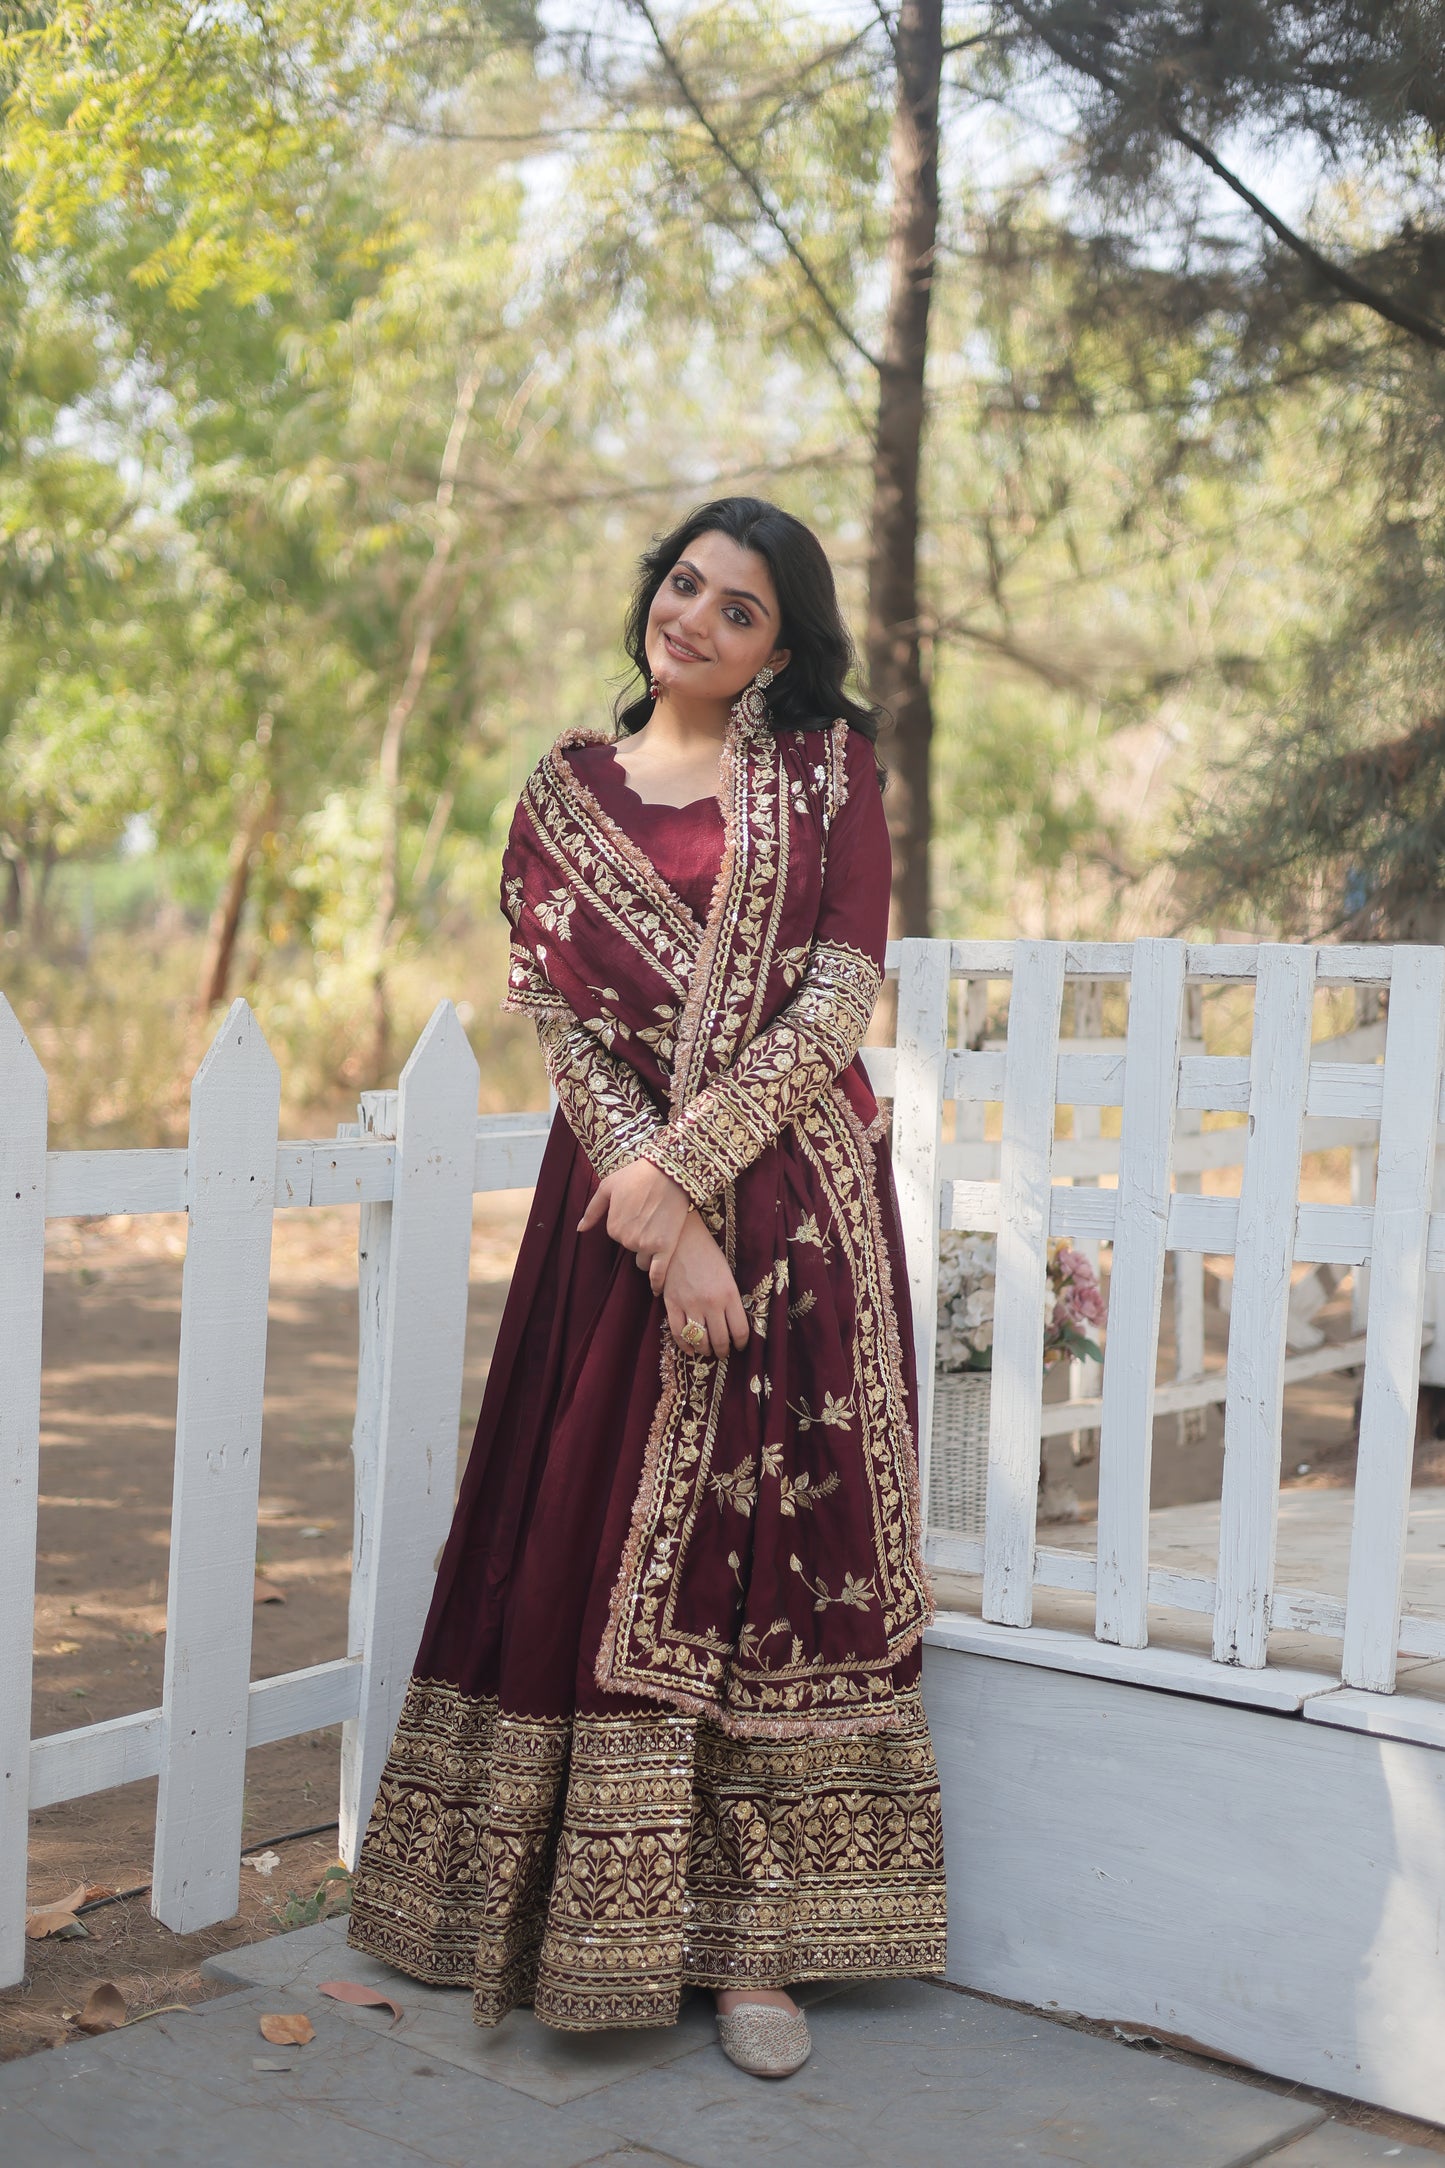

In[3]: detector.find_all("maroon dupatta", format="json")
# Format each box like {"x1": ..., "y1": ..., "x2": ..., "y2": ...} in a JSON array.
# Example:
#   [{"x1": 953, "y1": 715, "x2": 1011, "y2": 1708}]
[{"x1": 499, "y1": 686, "x2": 932, "y2": 1739}]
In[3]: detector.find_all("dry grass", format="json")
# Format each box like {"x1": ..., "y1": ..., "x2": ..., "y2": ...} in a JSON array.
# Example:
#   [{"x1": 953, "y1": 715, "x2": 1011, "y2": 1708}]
[{"x1": 1, "y1": 923, "x2": 548, "y2": 1148}]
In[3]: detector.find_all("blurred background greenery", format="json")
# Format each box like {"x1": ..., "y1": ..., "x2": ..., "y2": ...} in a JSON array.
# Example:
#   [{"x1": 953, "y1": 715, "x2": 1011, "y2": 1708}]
[{"x1": 5, "y1": 1, "x2": 1445, "y2": 1140}]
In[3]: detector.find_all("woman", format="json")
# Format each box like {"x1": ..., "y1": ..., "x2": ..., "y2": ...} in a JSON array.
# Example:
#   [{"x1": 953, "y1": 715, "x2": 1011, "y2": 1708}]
[{"x1": 347, "y1": 497, "x2": 948, "y2": 2079}]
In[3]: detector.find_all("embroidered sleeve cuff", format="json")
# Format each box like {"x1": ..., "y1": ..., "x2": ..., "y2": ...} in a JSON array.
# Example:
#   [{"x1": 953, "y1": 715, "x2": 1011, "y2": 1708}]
[
  {"x1": 534, "y1": 1012, "x2": 662, "y2": 1179},
  {"x1": 638, "y1": 944, "x2": 882, "y2": 1203},
  {"x1": 636, "y1": 1113, "x2": 747, "y2": 1209}
]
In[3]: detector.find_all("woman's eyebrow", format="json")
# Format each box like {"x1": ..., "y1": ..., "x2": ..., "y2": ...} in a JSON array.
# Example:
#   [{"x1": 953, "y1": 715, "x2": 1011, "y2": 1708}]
[{"x1": 676, "y1": 557, "x2": 773, "y2": 618}]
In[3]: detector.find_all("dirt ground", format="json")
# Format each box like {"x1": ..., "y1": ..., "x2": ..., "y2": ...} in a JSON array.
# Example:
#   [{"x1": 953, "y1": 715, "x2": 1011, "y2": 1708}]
[{"x1": 12, "y1": 1193, "x2": 1445, "y2": 2153}]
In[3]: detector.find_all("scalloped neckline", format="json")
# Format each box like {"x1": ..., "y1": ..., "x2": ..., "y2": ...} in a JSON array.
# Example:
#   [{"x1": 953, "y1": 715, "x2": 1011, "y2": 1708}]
[{"x1": 599, "y1": 741, "x2": 721, "y2": 815}]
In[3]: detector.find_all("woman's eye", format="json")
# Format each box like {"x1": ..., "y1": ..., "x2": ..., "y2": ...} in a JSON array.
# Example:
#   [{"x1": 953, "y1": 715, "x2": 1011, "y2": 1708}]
[
  {"x1": 672, "y1": 573, "x2": 695, "y2": 593},
  {"x1": 725, "y1": 606, "x2": 751, "y2": 626}
]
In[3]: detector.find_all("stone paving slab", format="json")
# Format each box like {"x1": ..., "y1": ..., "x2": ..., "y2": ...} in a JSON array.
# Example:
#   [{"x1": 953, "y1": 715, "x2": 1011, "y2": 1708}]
[
  {"x1": 0, "y1": 1913, "x2": 1404, "y2": 2168},
  {"x1": 539, "y1": 1977, "x2": 1324, "y2": 2168},
  {"x1": 202, "y1": 1918, "x2": 722, "y2": 2106},
  {"x1": 1266, "y1": 2124, "x2": 1443, "y2": 2164},
  {"x1": 0, "y1": 1986, "x2": 628, "y2": 2168}
]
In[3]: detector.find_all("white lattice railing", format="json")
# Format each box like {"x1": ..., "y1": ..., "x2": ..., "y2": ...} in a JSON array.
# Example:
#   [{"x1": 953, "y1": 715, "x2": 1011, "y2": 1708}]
[
  {"x1": 881, "y1": 938, "x2": 1445, "y2": 1736},
  {"x1": 4, "y1": 937, "x2": 1443, "y2": 1994}
]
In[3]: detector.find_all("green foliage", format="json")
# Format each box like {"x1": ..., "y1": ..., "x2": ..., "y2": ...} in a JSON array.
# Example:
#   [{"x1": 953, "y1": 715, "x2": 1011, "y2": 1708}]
[
  {"x1": 5, "y1": 0, "x2": 1429, "y2": 1117},
  {"x1": 272, "y1": 1861, "x2": 353, "y2": 1931},
  {"x1": 997, "y1": 1, "x2": 1445, "y2": 932}
]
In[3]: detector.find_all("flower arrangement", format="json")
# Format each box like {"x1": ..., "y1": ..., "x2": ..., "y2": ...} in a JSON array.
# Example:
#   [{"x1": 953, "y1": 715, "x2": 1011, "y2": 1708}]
[{"x1": 936, "y1": 1231, "x2": 1107, "y2": 1376}]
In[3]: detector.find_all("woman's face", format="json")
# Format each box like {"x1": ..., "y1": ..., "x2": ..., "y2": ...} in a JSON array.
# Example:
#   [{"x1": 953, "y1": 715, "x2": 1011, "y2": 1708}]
[{"x1": 644, "y1": 530, "x2": 790, "y2": 707}]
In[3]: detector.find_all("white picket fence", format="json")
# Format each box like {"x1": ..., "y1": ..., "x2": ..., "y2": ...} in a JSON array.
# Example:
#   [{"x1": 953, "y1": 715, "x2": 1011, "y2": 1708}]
[
  {"x1": 3, "y1": 935, "x2": 1443, "y2": 1996},
  {"x1": 886, "y1": 937, "x2": 1445, "y2": 1718},
  {"x1": 0, "y1": 997, "x2": 547, "y2": 1988}
]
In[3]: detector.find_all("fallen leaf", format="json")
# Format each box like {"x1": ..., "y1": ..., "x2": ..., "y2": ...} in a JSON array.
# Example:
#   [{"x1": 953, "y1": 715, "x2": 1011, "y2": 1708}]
[
  {"x1": 52, "y1": 1639, "x2": 81, "y2": 1655},
  {"x1": 25, "y1": 1907, "x2": 80, "y2": 1939},
  {"x1": 297, "y1": 1526, "x2": 324, "y2": 1539},
  {"x1": 253, "y1": 1576, "x2": 286, "y2": 1605},
  {"x1": 62, "y1": 1881, "x2": 114, "y2": 1911},
  {"x1": 259, "y1": 2012, "x2": 314, "y2": 2046},
  {"x1": 317, "y1": 1980, "x2": 403, "y2": 2025},
  {"x1": 252, "y1": 2057, "x2": 294, "y2": 2072},
  {"x1": 77, "y1": 1982, "x2": 127, "y2": 2033},
  {"x1": 243, "y1": 1849, "x2": 281, "y2": 1876},
  {"x1": 23, "y1": 1883, "x2": 113, "y2": 1939}
]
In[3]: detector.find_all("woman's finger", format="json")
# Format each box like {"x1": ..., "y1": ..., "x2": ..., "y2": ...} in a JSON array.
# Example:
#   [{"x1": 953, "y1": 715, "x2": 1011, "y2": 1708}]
[
  {"x1": 706, "y1": 1305, "x2": 732, "y2": 1361},
  {"x1": 725, "y1": 1287, "x2": 750, "y2": 1350},
  {"x1": 665, "y1": 1293, "x2": 706, "y2": 1358},
  {"x1": 576, "y1": 1177, "x2": 613, "y2": 1235},
  {"x1": 648, "y1": 1253, "x2": 668, "y2": 1295}
]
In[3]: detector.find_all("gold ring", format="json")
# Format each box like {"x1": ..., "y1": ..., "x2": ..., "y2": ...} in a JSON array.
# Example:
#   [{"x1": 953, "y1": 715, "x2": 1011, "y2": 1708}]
[{"x1": 680, "y1": 1316, "x2": 708, "y2": 1352}]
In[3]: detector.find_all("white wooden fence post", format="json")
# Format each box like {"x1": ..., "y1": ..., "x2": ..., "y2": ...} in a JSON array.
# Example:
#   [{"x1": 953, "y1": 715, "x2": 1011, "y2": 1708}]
[
  {"x1": 1213, "y1": 945, "x2": 1317, "y2": 1668},
  {"x1": 339, "y1": 1088, "x2": 397, "y2": 1857},
  {"x1": 1342, "y1": 945, "x2": 1445, "y2": 1691},
  {"x1": 1173, "y1": 980, "x2": 1207, "y2": 1437},
  {"x1": 340, "y1": 1005, "x2": 478, "y2": 1864},
  {"x1": 1095, "y1": 940, "x2": 1186, "y2": 1649},
  {"x1": 0, "y1": 1001, "x2": 47, "y2": 1989},
  {"x1": 1067, "y1": 979, "x2": 1103, "y2": 1457},
  {"x1": 891, "y1": 940, "x2": 952, "y2": 1536},
  {"x1": 152, "y1": 1001, "x2": 280, "y2": 1931},
  {"x1": 1351, "y1": 985, "x2": 1380, "y2": 1336},
  {"x1": 983, "y1": 941, "x2": 1066, "y2": 1628}
]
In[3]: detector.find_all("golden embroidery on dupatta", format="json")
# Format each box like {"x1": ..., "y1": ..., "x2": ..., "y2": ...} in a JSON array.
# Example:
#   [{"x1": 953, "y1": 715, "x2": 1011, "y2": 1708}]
[
  {"x1": 347, "y1": 1676, "x2": 947, "y2": 2031},
  {"x1": 524, "y1": 735, "x2": 701, "y2": 1002},
  {"x1": 597, "y1": 1081, "x2": 930, "y2": 1735},
  {"x1": 639, "y1": 940, "x2": 882, "y2": 1209}
]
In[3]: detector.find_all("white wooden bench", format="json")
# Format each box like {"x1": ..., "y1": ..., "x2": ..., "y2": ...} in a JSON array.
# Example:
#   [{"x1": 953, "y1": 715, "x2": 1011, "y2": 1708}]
[{"x1": 4, "y1": 939, "x2": 1445, "y2": 2122}]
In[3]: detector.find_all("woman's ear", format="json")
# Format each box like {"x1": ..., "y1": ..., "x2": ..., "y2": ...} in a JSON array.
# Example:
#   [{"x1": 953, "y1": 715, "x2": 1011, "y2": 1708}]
[{"x1": 768, "y1": 647, "x2": 791, "y2": 677}]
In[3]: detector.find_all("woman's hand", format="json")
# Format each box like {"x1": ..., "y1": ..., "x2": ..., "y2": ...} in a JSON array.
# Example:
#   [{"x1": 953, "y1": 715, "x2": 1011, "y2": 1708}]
[
  {"x1": 662, "y1": 1214, "x2": 750, "y2": 1360},
  {"x1": 577, "y1": 1157, "x2": 691, "y2": 1280}
]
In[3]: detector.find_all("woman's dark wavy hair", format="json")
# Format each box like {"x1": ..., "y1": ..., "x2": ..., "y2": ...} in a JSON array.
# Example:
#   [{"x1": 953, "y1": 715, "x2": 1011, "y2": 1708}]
[{"x1": 613, "y1": 497, "x2": 881, "y2": 742}]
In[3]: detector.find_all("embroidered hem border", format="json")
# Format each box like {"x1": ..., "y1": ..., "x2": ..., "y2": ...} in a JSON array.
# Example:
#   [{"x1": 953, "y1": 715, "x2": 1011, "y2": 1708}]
[{"x1": 345, "y1": 1676, "x2": 948, "y2": 2034}]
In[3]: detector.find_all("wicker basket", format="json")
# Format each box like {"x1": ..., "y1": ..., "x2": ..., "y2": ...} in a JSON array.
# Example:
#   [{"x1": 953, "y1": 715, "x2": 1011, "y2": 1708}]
[{"x1": 928, "y1": 1371, "x2": 991, "y2": 1536}]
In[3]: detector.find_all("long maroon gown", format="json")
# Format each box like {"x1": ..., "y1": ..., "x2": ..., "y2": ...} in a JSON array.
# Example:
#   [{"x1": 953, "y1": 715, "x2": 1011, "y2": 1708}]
[{"x1": 347, "y1": 719, "x2": 948, "y2": 2033}]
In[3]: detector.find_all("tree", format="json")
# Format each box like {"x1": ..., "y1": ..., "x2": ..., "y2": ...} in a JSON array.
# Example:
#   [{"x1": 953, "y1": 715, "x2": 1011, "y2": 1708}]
[
  {"x1": 568, "y1": 0, "x2": 950, "y2": 929},
  {"x1": 992, "y1": 1, "x2": 1445, "y2": 936}
]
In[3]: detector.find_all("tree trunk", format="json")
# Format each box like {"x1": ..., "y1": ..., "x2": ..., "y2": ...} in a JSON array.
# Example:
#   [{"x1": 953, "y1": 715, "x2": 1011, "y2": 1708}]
[
  {"x1": 866, "y1": 0, "x2": 943, "y2": 939},
  {"x1": 370, "y1": 343, "x2": 488, "y2": 1082},
  {"x1": 197, "y1": 793, "x2": 271, "y2": 1013}
]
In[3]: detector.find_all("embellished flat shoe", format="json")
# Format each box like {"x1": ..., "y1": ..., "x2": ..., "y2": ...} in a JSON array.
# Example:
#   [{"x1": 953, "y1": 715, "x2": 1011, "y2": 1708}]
[{"x1": 716, "y1": 2003, "x2": 812, "y2": 2079}]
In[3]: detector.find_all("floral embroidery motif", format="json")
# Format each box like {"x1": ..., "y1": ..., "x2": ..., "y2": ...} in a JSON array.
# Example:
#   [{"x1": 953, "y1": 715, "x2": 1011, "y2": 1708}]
[
  {"x1": 711, "y1": 1461, "x2": 758, "y2": 1516},
  {"x1": 779, "y1": 1469, "x2": 840, "y2": 1515},
  {"x1": 788, "y1": 1392, "x2": 854, "y2": 1432},
  {"x1": 535, "y1": 888, "x2": 576, "y2": 939},
  {"x1": 791, "y1": 1558, "x2": 876, "y2": 1612}
]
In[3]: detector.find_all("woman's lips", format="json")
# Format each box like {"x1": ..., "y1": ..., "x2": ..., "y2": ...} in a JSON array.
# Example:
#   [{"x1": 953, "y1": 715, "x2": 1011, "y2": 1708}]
[{"x1": 662, "y1": 631, "x2": 708, "y2": 662}]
